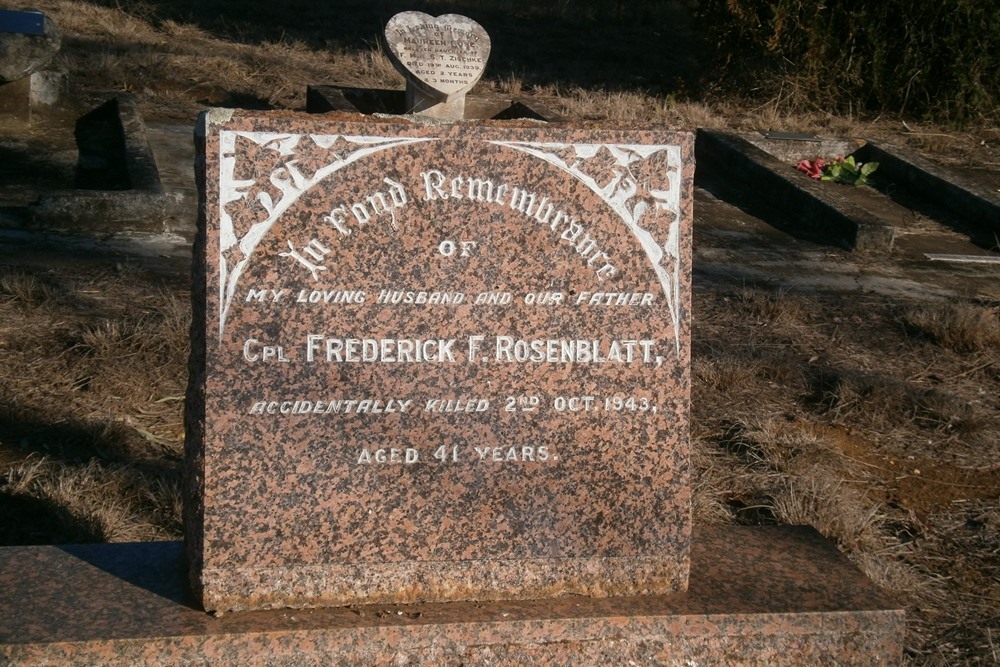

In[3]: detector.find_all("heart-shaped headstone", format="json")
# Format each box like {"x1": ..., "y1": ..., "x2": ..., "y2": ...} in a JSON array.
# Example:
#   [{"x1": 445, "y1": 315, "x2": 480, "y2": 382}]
[{"x1": 384, "y1": 12, "x2": 491, "y2": 102}]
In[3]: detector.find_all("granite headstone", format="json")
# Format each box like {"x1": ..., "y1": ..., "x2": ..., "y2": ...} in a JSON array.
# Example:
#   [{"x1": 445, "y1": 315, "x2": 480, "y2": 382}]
[{"x1": 187, "y1": 110, "x2": 693, "y2": 612}]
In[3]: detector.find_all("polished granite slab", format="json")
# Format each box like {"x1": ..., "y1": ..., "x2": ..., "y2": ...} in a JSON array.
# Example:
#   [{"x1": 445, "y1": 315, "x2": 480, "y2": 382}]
[{"x1": 0, "y1": 526, "x2": 903, "y2": 666}]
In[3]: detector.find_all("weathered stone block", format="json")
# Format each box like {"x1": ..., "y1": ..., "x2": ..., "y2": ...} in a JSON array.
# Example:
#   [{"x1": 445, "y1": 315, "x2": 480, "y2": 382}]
[{"x1": 0, "y1": 13, "x2": 60, "y2": 83}]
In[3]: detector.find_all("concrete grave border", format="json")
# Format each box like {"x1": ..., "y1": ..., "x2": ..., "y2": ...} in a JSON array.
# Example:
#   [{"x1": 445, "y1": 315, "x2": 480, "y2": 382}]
[
  {"x1": 696, "y1": 129, "x2": 1000, "y2": 255},
  {"x1": 25, "y1": 95, "x2": 190, "y2": 236},
  {"x1": 306, "y1": 84, "x2": 561, "y2": 122},
  {"x1": 695, "y1": 129, "x2": 897, "y2": 254},
  {"x1": 854, "y1": 142, "x2": 1000, "y2": 237}
]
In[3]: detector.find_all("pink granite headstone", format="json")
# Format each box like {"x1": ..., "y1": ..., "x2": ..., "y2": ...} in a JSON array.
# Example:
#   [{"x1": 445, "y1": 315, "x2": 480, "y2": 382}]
[{"x1": 186, "y1": 110, "x2": 694, "y2": 612}]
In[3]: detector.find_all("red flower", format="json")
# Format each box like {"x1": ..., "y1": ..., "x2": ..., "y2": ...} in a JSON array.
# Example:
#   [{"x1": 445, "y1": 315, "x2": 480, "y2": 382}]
[{"x1": 796, "y1": 158, "x2": 826, "y2": 180}]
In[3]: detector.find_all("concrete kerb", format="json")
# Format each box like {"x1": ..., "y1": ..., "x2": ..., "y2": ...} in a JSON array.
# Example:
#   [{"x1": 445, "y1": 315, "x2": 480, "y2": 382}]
[
  {"x1": 741, "y1": 132, "x2": 864, "y2": 166},
  {"x1": 27, "y1": 94, "x2": 190, "y2": 237},
  {"x1": 114, "y1": 95, "x2": 164, "y2": 192},
  {"x1": 855, "y1": 142, "x2": 1000, "y2": 236},
  {"x1": 306, "y1": 85, "x2": 562, "y2": 122},
  {"x1": 7, "y1": 89, "x2": 993, "y2": 258},
  {"x1": 695, "y1": 129, "x2": 896, "y2": 254}
]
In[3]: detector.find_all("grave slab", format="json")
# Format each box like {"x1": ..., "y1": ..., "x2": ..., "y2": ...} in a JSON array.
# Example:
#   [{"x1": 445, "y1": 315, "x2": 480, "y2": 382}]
[
  {"x1": 188, "y1": 110, "x2": 694, "y2": 612},
  {"x1": 0, "y1": 526, "x2": 904, "y2": 666}
]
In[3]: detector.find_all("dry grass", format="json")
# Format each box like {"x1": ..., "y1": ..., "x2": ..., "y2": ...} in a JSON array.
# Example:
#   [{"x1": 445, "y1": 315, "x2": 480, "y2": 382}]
[
  {"x1": 690, "y1": 286, "x2": 1000, "y2": 664},
  {"x1": 693, "y1": 353, "x2": 760, "y2": 394},
  {"x1": 14, "y1": 0, "x2": 996, "y2": 166},
  {"x1": 911, "y1": 500, "x2": 1000, "y2": 665},
  {"x1": 2, "y1": 455, "x2": 181, "y2": 543},
  {"x1": 731, "y1": 285, "x2": 804, "y2": 325},
  {"x1": 539, "y1": 87, "x2": 727, "y2": 128},
  {"x1": 901, "y1": 303, "x2": 1000, "y2": 354},
  {"x1": 0, "y1": 265, "x2": 187, "y2": 544},
  {"x1": 24, "y1": 0, "x2": 403, "y2": 115},
  {"x1": 808, "y1": 369, "x2": 984, "y2": 434},
  {"x1": 0, "y1": 271, "x2": 58, "y2": 305}
]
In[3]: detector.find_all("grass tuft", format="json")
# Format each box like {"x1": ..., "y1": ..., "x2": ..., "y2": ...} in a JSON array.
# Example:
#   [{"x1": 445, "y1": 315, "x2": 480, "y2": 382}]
[
  {"x1": 901, "y1": 303, "x2": 1000, "y2": 354},
  {"x1": 1, "y1": 455, "x2": 181, "y2": 544},
  {"x1": 808, "y1": 369, "x2": 983, "y2": 435},
  {"x1": 731, "y1": 286, "x2": 803, "y2": 326},
  {"x1": 693, "y1": 354, "x2": 760, "y2": 393},
  {"x1": 0, "y1": 271, "x2": 56, "y2": 305}
]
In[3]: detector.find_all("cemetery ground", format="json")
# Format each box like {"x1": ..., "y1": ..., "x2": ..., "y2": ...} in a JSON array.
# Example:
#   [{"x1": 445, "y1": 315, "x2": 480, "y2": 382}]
[
  {"x1": 3, "y1": 238, "x2": 999, "y2": 664},
  {"x1": 0, "y1": 0, "x2": 998, "y2": 664}
]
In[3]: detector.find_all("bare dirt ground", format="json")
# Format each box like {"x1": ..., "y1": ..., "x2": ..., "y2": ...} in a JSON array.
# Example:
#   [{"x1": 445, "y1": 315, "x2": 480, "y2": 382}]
[{"x1": 0, "y1": 0, "x2": 998, "y2": 664}]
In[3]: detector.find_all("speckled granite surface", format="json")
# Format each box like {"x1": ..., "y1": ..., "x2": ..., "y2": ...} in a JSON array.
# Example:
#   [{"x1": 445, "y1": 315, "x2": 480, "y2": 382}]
[
  {"x1": 187, "y1": 111, "x2": 694, "y2": 611},
  {"x1": 0, "y1": 526, "x2": 904, "y2": 665}
]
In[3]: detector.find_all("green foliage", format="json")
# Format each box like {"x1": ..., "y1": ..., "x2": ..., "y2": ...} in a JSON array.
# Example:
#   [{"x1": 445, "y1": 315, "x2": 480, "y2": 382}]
[
  {"x1": 698, "y1": 0, "x2": 1000, "y2": 121},
  {"x1": 796, "y1": 156, "x2": 879, "y2": 185},
  {"x1": 821, "y1": 156, "x2": 879, "y2": 186}
]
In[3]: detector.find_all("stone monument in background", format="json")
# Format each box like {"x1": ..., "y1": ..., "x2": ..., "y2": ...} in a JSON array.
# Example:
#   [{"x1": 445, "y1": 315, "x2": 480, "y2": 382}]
[
  {"x1": 0, "y1": 9, "x2": 63, "y2": 122},
  {"x1": 383, "y1": 11, "x2": 490, "y2": 119}
]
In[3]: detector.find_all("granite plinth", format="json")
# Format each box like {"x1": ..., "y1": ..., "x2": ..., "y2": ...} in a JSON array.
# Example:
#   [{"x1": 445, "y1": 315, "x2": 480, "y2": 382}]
[
  {"x1": 0, "y1": 526, "x2": 904, "y2": 666},
  {"x1": 188, "y1": 111, "x2": 694, "y2": 611}
]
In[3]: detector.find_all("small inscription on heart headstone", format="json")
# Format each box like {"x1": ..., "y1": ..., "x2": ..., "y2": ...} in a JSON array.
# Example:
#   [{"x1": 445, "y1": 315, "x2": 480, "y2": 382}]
[{"x1": 384, "y1": 11, "x2": 490, "y2": 102}]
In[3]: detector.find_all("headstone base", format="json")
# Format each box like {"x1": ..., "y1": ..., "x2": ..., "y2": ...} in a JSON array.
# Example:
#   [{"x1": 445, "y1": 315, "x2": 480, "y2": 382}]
[
  {"x1": 0, "y1": 70, "x2": 65, "y2": 124},
  {"x1": 306, "y1": 84, "x2": 559, "y2": 121},
  {"x1": 0, "y1": 76, "x2": 30, "y2": 123},
  {"x1": 405, "y1": 85, "x2": 465, "y2": 120},
  {"x1": 0, "y1": 526, "x2": 903, "y2": 666}
]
